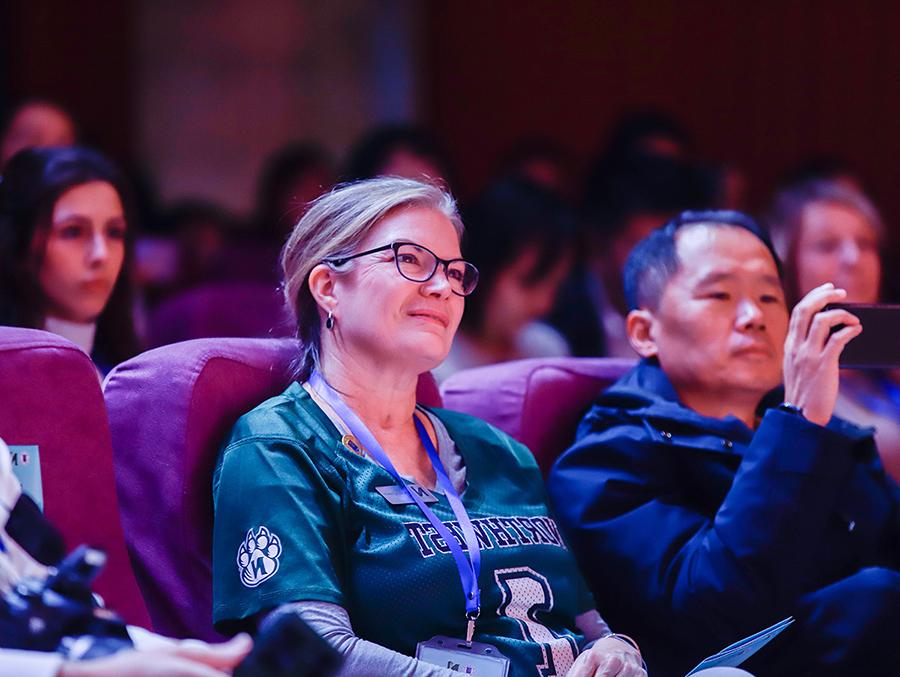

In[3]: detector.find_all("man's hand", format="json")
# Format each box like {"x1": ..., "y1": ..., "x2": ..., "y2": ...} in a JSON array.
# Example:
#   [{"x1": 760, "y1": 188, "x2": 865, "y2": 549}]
[
  {"x1": 567, "y1": 636, "x2": 646, "y2": 677},
  {"x1": 59, "y1": 633, "x2": 252, "y2": 677},
  {"x1": 783, "y1": 283, "x2": 862, "y2": 426}
]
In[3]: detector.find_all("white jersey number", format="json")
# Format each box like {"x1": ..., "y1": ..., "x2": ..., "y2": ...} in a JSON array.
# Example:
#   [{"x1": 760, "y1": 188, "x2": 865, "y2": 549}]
[{"x1": 494, "y1": 566, "x2": 578, "y2": 676}]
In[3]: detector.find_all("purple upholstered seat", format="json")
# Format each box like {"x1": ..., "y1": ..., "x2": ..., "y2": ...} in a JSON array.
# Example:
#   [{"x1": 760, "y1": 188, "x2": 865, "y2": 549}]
[
  {"x1": 0, "y1": 327, "x2": 151, "y2": 627},
  {"x1": 440, "y1": 357, "x2": 635, "y2": 475},
  {"x1": 103, "y1": 337, "x2": 442, "y2": 640},
  {"x1": 147, "y1": 282, "x2": 292, "y2": 348}
]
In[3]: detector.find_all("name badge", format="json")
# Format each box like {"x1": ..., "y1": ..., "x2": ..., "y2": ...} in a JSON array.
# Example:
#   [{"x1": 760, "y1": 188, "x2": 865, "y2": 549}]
[
  {"x1": 8, "y1": 445, "x2": 43, "y2": 512},
  {"x1": 375, "y1": 483, "x2": 438, "y2": 505},
  {"x1": 417, "y1": 636, "x2": 510, "y2": 676}
]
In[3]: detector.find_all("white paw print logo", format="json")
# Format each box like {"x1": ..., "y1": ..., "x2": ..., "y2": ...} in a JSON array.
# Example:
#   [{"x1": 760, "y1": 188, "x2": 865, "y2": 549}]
[{"x1": 237, "y1": 526, "x2": 283, "y2": 588}]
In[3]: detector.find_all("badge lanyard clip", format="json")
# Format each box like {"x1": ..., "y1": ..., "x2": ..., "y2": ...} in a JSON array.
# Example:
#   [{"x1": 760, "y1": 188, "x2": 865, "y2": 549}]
[
  {"x1": 309, "y1": 371, "x2": 482, "y2": 640},
  {"x1": 466, "y1": 609, "x2": 479, "y2": 644}
]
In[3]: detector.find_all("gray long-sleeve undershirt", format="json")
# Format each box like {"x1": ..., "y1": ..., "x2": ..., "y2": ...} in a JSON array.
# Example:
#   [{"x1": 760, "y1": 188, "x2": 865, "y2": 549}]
[{"x1": 264, "y1": 601, "x2": 610, "y2": 677}]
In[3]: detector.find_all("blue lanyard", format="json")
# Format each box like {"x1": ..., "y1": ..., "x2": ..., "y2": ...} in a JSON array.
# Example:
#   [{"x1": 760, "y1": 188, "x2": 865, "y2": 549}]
[{"x1": 309, "y1": 371, "x2": 482, "y2": 622}]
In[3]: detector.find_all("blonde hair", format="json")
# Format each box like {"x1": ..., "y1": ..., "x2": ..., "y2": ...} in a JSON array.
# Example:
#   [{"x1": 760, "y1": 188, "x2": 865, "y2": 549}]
[
  {"x1": 768, "y1": 179, "x2": 884, "y2": 261},
  {"x1": 767, "y1": 179, "x2": 884, "y2": 303},
  {"x1": 281, "y1": 176, "x2": 463, "y2": 379}
]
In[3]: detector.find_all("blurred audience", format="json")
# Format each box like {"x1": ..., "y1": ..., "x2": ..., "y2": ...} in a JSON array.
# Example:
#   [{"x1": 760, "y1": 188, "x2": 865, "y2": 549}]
[
  {"x1": 768, "y1": 178, "x2": 900, "y2": 482},
  {"x1": 550, "y1": 152, "x2": 716, "y2": 357},
  {"x1": 433, "y1": 176, "x2": 575, "y2": 382},
  {"x1": 1, "y1": 91, "x2": 898, "y2": 676},
  {"x1": 583, "y1": 109, "x2": 745, "y2": 211},
  {"x1": 341, "y1": 123, "x2": 452, "y2": 186},
  {"x1": 0, "y1": 146, "x2": 140, "y2": 374},
  {"x1": 0, "y1": 100, "x2": 77, "y2": 168}
]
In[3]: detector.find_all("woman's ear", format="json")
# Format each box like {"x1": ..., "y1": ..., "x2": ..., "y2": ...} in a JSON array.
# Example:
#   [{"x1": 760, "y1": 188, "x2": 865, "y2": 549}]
[
  {"x1": 626, "y1": 309, "x2": 659, "y2": 358},
  {"x1": 307, "y1": 263, "x2": 338, "y2": 315}
]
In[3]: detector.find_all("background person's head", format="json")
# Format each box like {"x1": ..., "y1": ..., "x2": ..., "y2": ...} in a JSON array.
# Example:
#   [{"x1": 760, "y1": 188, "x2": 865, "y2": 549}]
[
  {"x1": 341, "y1": 124, "x2": 451, "y2": 186},
  {"x1": 498, "y1": 137, "x2": 575, "y2": 200},
  {"x1": 0, "y1": 100, "x2": 77, "y2": 168},
  {"x1": 768, "y1": 179, "x2": 884, "y2": 305},
  {"x1": 255, "y1": 141, "x2": 334, "y2": 242},
  {"x1": 624, "y1": 211, "x2": 787, "y2": 415},
  {"x1": 161, "y1": 199, "x2": 238, "y2": 290},
  {"x1": 778, "y1": 155, "x2": 864, "y2": 193},
  {"x1": 281, "y1": 177, "x2": 467, "y2": 380},
  {"x1": 0, "y1": 146, "x2": 139, "y2": 363},
  {"x1": 582, "y1": 153, "x2": 717, "y2": 313},
  {"x1": 460, "y1": 176, "x2": 576, "y2": 347},
  {"x1": 599, "y1": 110, "x2": 694, "y2": 164}
]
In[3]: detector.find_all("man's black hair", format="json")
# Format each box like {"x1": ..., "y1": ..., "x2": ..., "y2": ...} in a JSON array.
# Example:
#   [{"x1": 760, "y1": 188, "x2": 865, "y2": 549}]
[{"x1": 623, "y1": 209, "x2": 783, "y2": 311}]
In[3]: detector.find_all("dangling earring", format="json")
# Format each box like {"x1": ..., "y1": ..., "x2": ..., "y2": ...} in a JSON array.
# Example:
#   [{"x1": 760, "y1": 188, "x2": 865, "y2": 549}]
[{"x1": 325, "y1": 310, "x2": 335, "y2": 330}]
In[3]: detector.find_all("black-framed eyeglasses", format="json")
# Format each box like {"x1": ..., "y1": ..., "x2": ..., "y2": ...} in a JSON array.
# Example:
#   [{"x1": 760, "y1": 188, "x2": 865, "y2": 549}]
[{"x1": 325, "y1": 241, "x2": 479, "y2": 296}]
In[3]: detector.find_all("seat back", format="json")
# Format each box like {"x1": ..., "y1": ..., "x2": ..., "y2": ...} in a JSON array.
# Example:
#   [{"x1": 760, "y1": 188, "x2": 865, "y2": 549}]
[
  {"x1": 440, "y1": 357, "x2": 635, "y2": 475},
  {"x1": 147, "y1": 282, "x2": 292, "y2": 348},
  {"x1": 104, "y1": 337, "x2": 441, "y2": 639},
  {"x1": 0, "y1": 327, "x2": 151, "y2": 626}
]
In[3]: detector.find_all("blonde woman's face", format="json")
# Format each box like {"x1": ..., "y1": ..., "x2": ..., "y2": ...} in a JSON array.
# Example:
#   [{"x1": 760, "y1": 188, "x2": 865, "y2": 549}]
[
  {"x1": 38, "y1": 181, "x2": 126, "y2": 323},
  {"x1": 795, "y1": 201, "x2": 881, "y2": 303},
  {"x1": 329, "y1": 206, "x2": 464, "y2": 371}
]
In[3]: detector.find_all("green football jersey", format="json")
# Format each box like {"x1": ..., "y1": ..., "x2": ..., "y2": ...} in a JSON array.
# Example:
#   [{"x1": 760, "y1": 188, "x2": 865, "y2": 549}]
[{"x1": 213, "y1": 382, "x2": 595, "y2": 676}]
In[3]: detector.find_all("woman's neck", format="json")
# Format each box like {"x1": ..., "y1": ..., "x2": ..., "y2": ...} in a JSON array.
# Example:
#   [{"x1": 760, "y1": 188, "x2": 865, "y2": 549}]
[
  {"x1": 316, "y1": 348, "x2": 438, "y2": 487},
  {"x1": 317, "y1": 349, "x2": 419, "y2": 434},
  {"x1": 43, "y1": 316, "x2": 97, "y2": 356}
]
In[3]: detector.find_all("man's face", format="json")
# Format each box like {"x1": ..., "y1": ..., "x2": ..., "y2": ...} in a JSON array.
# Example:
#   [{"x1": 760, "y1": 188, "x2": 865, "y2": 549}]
[{"x1": 646, "y1": 224, "x2": 789, "y2": 404}]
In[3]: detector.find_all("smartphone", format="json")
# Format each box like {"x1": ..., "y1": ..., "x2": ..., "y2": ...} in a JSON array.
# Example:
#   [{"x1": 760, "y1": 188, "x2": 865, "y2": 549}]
[
  {"x1": 234, "y1": 612, "x2": 342, "y2": 677},
  {"x1": 825, "y1": 303, "x2": 900, "y2": 369}
]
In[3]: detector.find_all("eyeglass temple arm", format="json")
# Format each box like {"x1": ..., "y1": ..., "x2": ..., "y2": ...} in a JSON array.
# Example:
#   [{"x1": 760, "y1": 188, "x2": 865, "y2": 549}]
[{"x1": 324, "y1": 244, "x2": 395, "y2": 267}]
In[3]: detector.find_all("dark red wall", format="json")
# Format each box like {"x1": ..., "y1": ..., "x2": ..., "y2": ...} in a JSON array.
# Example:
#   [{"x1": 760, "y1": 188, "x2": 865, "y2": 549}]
[
  {"x1": 424, "y1": 0, "x2": 900, "y2": 227},
  {"x1": 1, "y1": 1, "x2": 137, "y2": 165}
]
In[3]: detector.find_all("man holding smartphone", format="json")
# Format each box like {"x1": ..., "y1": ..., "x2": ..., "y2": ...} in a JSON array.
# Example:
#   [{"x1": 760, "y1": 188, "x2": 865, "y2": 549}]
[{"x1": 549, "y1": 211, "x2": 900, "y2": 676}]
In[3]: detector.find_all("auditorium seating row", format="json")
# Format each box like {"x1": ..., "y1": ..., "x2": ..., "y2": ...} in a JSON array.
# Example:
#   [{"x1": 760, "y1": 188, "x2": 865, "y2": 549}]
[{"x1": 0, "y1": 326, "x2": 634, "y2": 639}]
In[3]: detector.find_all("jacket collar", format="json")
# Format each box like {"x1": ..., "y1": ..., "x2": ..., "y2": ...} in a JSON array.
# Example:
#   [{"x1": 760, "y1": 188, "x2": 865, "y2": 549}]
[
  {"x1": 596, "y1": 358, "x2": 781, "y2": 442},
  {"x1": 596, "y1": 358, "x2": 873, "y2": 442}
]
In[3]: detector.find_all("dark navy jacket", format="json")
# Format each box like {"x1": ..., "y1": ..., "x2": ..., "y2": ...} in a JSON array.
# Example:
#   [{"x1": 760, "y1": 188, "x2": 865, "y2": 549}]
[{"x1": 548, "y1": 359, "x2": 900, "y2": 676}]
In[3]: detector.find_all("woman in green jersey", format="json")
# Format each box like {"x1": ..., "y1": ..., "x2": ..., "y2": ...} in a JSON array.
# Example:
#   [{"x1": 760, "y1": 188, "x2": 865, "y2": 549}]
[{"x1": 212, "y1": 177, "x2": 645, "y2": 676}]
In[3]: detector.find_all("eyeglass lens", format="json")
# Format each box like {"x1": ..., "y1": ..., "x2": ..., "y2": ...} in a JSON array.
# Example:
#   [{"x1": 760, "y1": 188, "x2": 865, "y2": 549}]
[{"x1": 395, "y1": 243, "x2": 478, "y2": 295}]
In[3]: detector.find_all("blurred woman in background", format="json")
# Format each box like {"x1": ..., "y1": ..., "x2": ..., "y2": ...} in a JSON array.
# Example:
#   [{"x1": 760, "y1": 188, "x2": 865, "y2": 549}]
[
  {"x1": 0, "y1": 146, "x2": 140, "y2": 375},
  {"x1": 768, "y1": 178, "x2": 900, "y2": 482},
  {"x1": 433, "y1": 176, "x2": 575, "y2": 382}
]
